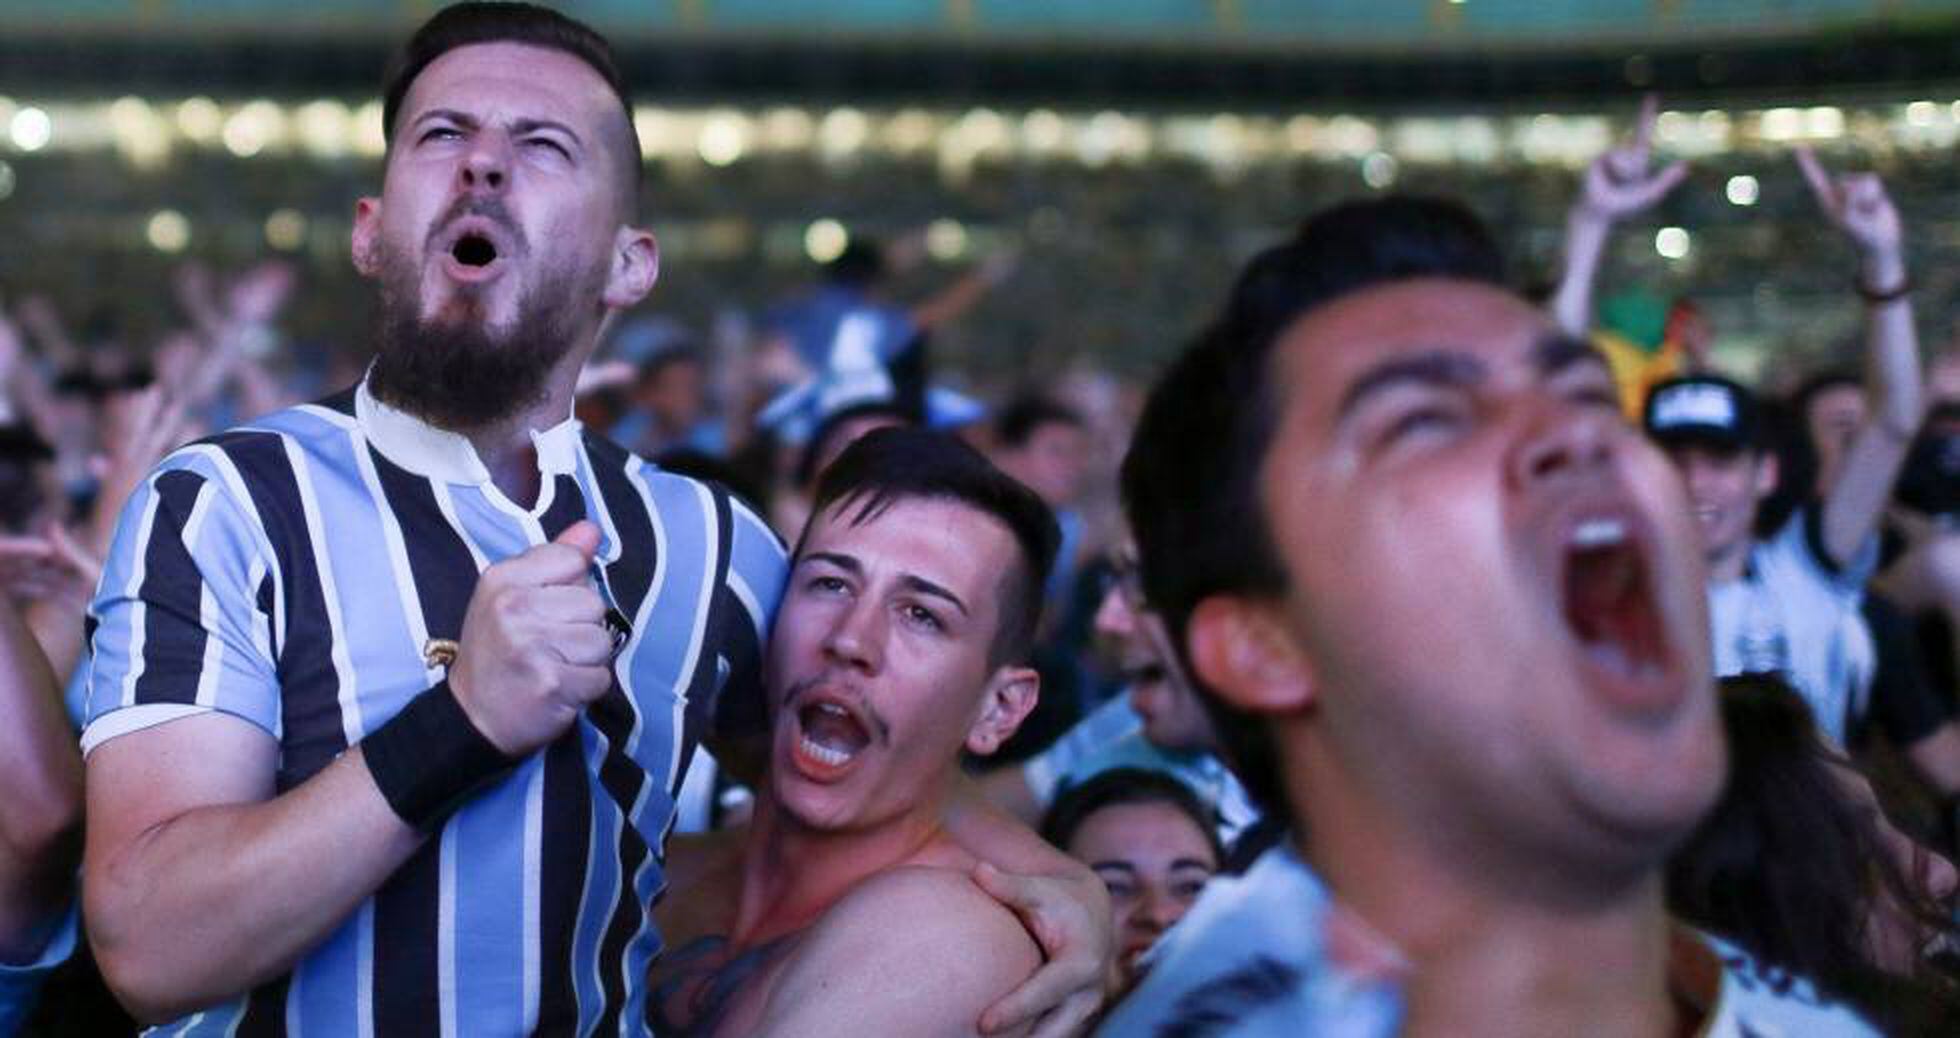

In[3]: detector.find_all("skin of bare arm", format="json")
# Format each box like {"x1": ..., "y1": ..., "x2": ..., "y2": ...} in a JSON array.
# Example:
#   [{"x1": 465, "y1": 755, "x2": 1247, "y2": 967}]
[
  {"x1": 1550, "y1": 95, "x2": 1689, "y2": 340},
  {"x1": 749, "y1": 866, "x2": 1041, "y2": 1038},
  {"x1": 82, "y1": 714, "x2": 424, "y2": 1022},
  {"x1": 944, "y1": 778, "x2": 1116, "y2": 1038},
  {"x1": 1795, "y1": 148, "x2": 1926, "y2": 568},
  {"x1": 0, "y1": 593, "x2": 81, "y2": 963}
]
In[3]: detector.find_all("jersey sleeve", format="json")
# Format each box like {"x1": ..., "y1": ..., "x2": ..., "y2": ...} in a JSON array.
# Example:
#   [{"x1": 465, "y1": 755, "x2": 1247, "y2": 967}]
[
  {"x1": 704, "y1": 492, "x2": 787, "y2": 748},
  {"x1": 78, "y1": 452, "x2": 282, "y2": 754}
]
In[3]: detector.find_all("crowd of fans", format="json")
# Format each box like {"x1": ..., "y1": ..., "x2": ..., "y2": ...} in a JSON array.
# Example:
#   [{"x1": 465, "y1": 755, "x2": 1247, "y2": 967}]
[{"x1": 3, "y1": 2, "x2": 1960, "y2": 1035}]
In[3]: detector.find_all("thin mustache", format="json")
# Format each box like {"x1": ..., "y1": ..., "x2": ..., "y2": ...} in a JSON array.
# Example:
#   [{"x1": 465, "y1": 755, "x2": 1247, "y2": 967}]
[{"x1": 785, "y1": 677, "x2": 891, "y2": 746}]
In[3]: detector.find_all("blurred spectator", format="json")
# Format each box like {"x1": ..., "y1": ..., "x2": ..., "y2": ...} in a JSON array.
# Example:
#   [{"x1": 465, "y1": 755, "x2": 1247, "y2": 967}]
[
  {"x1": 1040, "y1": 768, "x2": 1222, "y2": 988},
  {"x1": 1668, "y1": 673, "x2": 1960, "y2": 1034}
]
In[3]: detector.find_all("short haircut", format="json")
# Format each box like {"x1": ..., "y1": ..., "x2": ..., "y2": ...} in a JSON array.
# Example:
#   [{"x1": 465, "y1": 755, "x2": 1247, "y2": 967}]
[
  {"x1": 381, "y1": 2, "x2": 642, "y2": 213},
  {"x1": 805, "y1": 427, "x2": 1059, "y2": 666},
  {"x1": 1039, "y1": 766, "x2": 1224, "y2": 865},
  {"x1": 993, "y1": 394, "x2": 1084, "y2": 451},
  {"x1": 1121, "y1": 195, "x2": 1506, "y2": 813}
]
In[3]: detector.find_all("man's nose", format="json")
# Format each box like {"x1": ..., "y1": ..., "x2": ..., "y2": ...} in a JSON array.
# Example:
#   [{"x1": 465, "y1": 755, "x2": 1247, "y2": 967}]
[
  {"x1": 822, "y1": 600, "x2": 885, "y2": 675},
  {"x1": 1506, "y1": 398, "x2": 1616, "y2": 492},
  {"x1": 458, "y1": 135, "x2": 510, "y2": 194}
]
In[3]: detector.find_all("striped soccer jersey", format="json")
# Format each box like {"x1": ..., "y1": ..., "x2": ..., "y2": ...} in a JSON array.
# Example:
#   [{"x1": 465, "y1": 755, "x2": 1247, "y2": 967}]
[{"x1": 75, "y1": 380, "x2": 786, "y2": 1036}]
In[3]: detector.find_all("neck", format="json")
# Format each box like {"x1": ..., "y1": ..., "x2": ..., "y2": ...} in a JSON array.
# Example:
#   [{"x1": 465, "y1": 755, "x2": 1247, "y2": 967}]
[
  {"x1": 1290, "y1": 743, "x2": 1676, "y2": 1038},
  {"x1": 456, "y1": 347, "x2": 588, "y2": 508},
  {"x1": 1705, "y1": 539, "x2": 1749, "y2": 584},
  {"x1": 730, "y1": 784, "x2": 950, "y2": 949}
]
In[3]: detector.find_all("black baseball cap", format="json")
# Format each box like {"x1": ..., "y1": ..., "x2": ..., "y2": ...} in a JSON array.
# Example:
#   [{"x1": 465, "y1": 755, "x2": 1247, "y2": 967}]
[{"x1": 1643, "y1": 375, "x2": 1762, "y2": 452}]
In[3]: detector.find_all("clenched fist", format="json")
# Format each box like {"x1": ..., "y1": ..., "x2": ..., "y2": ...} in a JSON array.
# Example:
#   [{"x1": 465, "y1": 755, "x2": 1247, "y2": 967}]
[{"x1": 448, "y1": 521, "x2": 615, "y2": 757}]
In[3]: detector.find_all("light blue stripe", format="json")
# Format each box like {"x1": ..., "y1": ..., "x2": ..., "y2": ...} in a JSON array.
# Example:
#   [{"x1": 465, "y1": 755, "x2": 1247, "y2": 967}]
[{"x1": 451, "y1": 762, "x2": 536, "y2": 1034}]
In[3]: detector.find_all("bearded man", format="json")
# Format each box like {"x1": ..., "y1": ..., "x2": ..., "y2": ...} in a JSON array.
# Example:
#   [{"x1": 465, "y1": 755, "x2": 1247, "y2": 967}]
[{"x1": 72, "y1": 5, "x2": 1107, "y2": 1034}]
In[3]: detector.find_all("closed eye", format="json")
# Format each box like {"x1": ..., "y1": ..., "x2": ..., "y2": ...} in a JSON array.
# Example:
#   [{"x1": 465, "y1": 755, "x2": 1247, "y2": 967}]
[{"x1": 524, "y1": 136, "x2": 571, "y2": 159}]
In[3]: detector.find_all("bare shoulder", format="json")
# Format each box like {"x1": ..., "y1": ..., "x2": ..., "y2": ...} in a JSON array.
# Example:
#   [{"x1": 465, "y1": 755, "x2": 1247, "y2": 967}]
[{"x1": 752, "y1": 866, "x2": 1040, "y2": 1038}]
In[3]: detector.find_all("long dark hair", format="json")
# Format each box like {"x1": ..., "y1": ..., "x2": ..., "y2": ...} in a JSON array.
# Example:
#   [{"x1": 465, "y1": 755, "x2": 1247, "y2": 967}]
[{"x1": 1666, "y1": 673, "x2": 1960, "y2": 1033}]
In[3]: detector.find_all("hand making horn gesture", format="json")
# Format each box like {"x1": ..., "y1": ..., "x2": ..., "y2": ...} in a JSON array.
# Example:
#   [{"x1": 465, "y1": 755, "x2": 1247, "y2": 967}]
[{"x1": 1578, "y1": 94, "x2": 1691, "y2": 223}]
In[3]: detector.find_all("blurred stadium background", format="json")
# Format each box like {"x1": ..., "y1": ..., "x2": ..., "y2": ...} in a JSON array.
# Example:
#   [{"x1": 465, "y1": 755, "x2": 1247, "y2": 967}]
[{"x1": 4, "y1": 0, "x2": 1960, "y2": 387}]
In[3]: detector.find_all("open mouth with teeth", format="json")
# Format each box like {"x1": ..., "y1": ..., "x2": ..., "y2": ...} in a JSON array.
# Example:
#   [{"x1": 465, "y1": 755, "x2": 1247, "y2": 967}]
[
  {"x1": 451, "y1": 233, "x2": 499, "y2": 268},
  {"x1": 1560, "y1": 517, "x2": 1674, "y2": 698},
  {"x1": 793, "y1": 699, "x2": 874, "y2": 773}
]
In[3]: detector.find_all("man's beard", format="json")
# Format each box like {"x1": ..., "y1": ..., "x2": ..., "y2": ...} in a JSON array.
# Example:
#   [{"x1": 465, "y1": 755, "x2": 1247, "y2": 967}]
[{"x1": 367, "y1": 237, "x2": 599, "y2": 432}]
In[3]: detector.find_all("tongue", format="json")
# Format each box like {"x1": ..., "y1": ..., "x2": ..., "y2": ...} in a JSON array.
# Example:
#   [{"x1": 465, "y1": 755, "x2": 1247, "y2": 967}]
[
  {"x1": 1564, "y1": 546, "x2": 1662, "y2": 669},
  {"x1": 802, "y1": 706, "x2": 870, "y2": 755}
]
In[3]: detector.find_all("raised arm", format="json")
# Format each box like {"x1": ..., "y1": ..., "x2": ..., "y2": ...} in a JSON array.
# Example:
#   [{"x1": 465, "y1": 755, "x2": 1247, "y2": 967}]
[
  {"x1": 1796, "y1": 148, "x2": 1925, "y2": 567},
  {"x1": 1551, "y1": 95, "x2": 1690, "y2": 338},
  {"x1": 0, "y1": 592, "x2": 80, "y2": 964}
]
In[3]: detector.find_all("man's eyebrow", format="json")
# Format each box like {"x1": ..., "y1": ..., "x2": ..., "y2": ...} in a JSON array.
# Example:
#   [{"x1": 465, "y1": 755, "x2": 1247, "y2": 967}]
[
  {"x1": 1336, "y1": 349, "x2": 1487, "y2": 423},
  {"x1": 407, "y1": 110, "x2": 584, "y2": 149},
  {"x1": 1170, "y1": 858, "x2": 1217, "y2": 874},
  {"x1": 799, "y1": 551, "x2": 862, "y2": 576},
  {"x1": 410, "y1": 108, "x2": 477, "y2": 132},
  {"x1": 900, "y1": 574, "x2": 969, "y2": 618},
  {"x1": 1090, "y1": 861, "x2": 1140, "y2": 876},
  {"x1": 1532, "y1": 332, "x2": 1608, "y2": 377},
  {"x1": 511, "y1": 117, "x2": 585, "y2": 148}
]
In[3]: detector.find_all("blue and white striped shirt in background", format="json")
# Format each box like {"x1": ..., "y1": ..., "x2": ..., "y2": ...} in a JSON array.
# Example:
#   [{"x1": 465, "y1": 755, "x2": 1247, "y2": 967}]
[{"x1": 73, "y1": 380, "x2": 786, "y2": 1037}]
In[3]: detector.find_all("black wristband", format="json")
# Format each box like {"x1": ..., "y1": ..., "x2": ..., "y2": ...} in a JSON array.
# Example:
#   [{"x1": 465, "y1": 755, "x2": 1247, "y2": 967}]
[
  {"x1": 362, "y1": 680, "x2": 517, "y2": 832},
  {"x1": 1855, "y1": 273, "x2": 1912, "y2": 304}
]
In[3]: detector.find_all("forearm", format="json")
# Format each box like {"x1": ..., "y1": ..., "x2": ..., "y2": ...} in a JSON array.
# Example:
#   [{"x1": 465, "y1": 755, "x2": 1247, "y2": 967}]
[
  {"x1": 0, "y1": 599, "x2": 81, "y2": 961},
  {"x1": 1820, "y1": 247, "x2": 1925, "y2": 562},
  {"x1": 85, "y1": 747, "x2": 423, "y2": 1021},
  {"x1": 1551, "y1": 212, "x2": 1610, "y2": 338},
  {"x1": 1858, "y1": 247, "x2": 1923, "y2": 437},
  {"x1": 947, "y1": 777, "x2": 1086, "y2": 880}
]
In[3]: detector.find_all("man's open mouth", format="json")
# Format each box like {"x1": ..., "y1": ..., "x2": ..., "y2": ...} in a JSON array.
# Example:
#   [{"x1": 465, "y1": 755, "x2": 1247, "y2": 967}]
[
  {"x1": 1559, "y1": 515, "x2": 1672, "y2": 686},
  {"x1": 451, "y1": 233, "x2": 499, "y2": 268},
  {"x1": 795, "y1": 699, "x2": 873, "y2": 770}
]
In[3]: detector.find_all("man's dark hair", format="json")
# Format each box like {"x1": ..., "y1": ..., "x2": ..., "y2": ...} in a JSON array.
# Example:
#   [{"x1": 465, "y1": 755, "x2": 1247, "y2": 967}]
[
  {"x1": 381, "y1": 2, "x2": 642, "y2": 211},
  {"x1": 1040, "y1": 766, "x2": 1224, "y2": 864},
  {"x1": 807, "y1": 427, "x2": 1059, "y2": 666},
  {"x1": 1121, "y1": 194, "x2": 1506, "y2": 813},
  {"x1": 994, "y1": 394, "x2": 1084, "y2": 452}
]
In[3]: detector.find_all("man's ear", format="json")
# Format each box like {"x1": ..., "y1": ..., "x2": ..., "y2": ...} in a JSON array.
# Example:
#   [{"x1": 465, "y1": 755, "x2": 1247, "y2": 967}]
[
  {"x1": 603, "y1": 226, "x2": 659, "y2": 310},
  {"x1": 1186, "y1": 594, "x2": 1316, "y2": 716},
  {"x1": 965, "y1": 666, "x2": 1039, "y2": 757},
  {"x1": 350, "y1": 197, "x2": 382, "y2": 278}
]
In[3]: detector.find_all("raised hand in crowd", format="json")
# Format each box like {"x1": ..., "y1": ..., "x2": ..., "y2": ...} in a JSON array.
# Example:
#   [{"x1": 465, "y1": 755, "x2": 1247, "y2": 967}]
[
  {"x1": 0, "y1": 521, "x2": 100, "y2": 682},
  {"x1": 88, "y1": 385, "x2": 191, "y2": 559},
  {"x1": 166, "y1": 259, "x2": 297, "y2": 418},
  {"x1": 1552, "y1": 94, "x2": 1690, "y2": 338},
  {"x1": 1794, "y1": 147, "x2": 1925, "y2": 567}
]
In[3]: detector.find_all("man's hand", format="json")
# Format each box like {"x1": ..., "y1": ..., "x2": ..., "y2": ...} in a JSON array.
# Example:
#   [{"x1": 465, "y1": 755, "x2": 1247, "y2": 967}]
[
  {"x1": 972, "y1": 860, "x2": 1115, "y2": 1038},
  {"x1": 1576, "y1": 95, "x2": 1690, "y2": 225},
  {"x1": 447, "y1": 521, "x2": 615, "y2": 757},
  {"x1": 1796, "y1": 146, "x2": 1905, "y2": 266},
  {"x1": 1552, "y1": 95, "x2": 1688, "y2": 337}
]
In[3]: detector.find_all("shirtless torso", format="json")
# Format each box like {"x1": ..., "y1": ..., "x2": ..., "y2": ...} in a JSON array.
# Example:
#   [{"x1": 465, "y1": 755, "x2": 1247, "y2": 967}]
[{"x1": 651, "y1": 826, "x2": 1039, "y2": 1038}]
